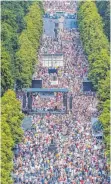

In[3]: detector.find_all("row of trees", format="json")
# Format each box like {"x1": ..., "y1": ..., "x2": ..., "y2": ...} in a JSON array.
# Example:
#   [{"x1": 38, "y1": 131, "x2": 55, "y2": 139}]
[
  {"x1": 1, "y1": 90, "x2": 24, "y2": 184},
  {"x1": 1, "y1": 1, "x2": 44, "y2": 183},
  {"x1": 96, "y1": 1, "x2": 110, "y2": 40},
  {"x1": 15, "y1": 2, "x2": 43, "y2": 89},
  {"x1": 78, "y1": 2, "x2": 110, "y2": 160},
  {"x1": 1, "y1": 1, "x2": 33, "y2": 95},
  {"x1": 1, "y1": 2, "x2": 32, "y2": 183}
]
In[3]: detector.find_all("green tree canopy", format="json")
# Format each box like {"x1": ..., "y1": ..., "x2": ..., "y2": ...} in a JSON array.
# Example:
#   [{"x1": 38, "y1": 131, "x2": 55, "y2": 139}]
[
  {"x1": 15, "y1": 2, "x2": 43, "y2": 89},
  {"x1": 97, "y1": 71, "x2": 110, "y2": 102},
  {"x1": 1, "y1": 46, "x2": 14, "y2": 95},
  {"x1": 1, "y1": 90, "x2": 24, "y2": 183},
  {"x1": 2, "y1": 90, "x2": 24, "y2": 144},
  {"x1": 78, "y1": 1, "x2": 110, "y2": 161},
  {"x1": 1, "y1": 1, "x2": 32, "y2": 95},
  {"x1": 1, "y1": 119, "x2": 14, "y2": 184},
  {"x1": 96, "y1": 1, "x2": 110, "y2": 40}
]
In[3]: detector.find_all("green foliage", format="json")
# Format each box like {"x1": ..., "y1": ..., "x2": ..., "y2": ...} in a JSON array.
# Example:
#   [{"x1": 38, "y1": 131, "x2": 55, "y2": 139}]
[
  {"x1": 99, "y1": 99, "x2": 110, "y2": 159},
  {"x1": 88, "y1": 49, "x2": 110, "y2": 89},
  {"x1": 1, "y1": 2, "x2": 44, "y2": 183},
  {"x1": 16, "y1": 2, "x2": 43, "y2": 89},
  {"x1": 1, "y1": 119, "x2": 14, "y2": 184},
  {"x1": 97, "y1": 71, "x2": 110, "y2": 102},
  {"x1": 78, "y1": 1, "x2": 110, "y2": 161},
  {"x1": 1, "y1": 1, "x2": 43, "y2": 92},
  {"x1": 78, "y1": 2, "x2": 110, "y2": 89},
  {"x1": 1, "y1": 46, "x2": 14, "y2": 95},
  {"x1": 1, "y1": 1, "x2": 32, "y2": 95},
  {"x1": 96, "y1": 1, "x2": 110, "y2": 40},
  {"x1": 1, "y1": 91, "x2": 23, "y2": 183},
  {"x1": 2, "y1": 90, "x2": 24, "y2": 144},
  {"x1": 1, "y1": 90, "x2": 24, "y2": 183}
]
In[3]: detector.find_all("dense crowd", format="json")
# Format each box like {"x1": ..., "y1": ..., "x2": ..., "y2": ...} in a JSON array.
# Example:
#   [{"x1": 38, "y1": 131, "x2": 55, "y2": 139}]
[
  {"x1": 40, "y1": 36, "x2": 62, "y2": 54},
  {"x1": 32, "y1": 92, "x2": 63, "y2": 111},
  {"x1": 14, "y1": 1, "x2": 109, "y2": 184},
  {"x1": 43, "y1": 1, "x2": 77, "y2": 14}
]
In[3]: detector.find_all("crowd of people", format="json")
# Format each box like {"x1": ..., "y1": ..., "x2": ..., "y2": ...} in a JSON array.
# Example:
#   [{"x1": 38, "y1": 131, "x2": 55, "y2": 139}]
[
  {"x1": 14, "y1": 1, "x2": 109, "y2": 183},
  {"x1": 43, "y1": 1, "x2": 77, "y2": 14},
  {"x1": 32, "y1": 92, "x2": 63, "y2": 112},
  {"x1": 40, "y1": 36, "x2": 62, "y2": 54}
]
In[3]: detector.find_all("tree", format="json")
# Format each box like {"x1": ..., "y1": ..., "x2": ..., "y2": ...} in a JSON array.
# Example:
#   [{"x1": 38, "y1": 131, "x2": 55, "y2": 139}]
[
  {"x1": 96, "y1": 1, "x2": 110, "y2": 40},
  {"x1": 1, "y1": 46, "x2": 14, "y2": 95},
  {"x1": 78, "y1": 1, "x2": 110, "y2": 161},
  {"x1": 1, "y1": 117, "x2": 14, "y2": 184},
  {"x1": 15, "y1": 2, "x2": 43, "y2": 89},
  {"x1": 1, "y1": 90, "x2": 24, "y2": 144},
  {"x1": 97, "y1": 71, "x2": 110, "y2": 102},
  {"x1": 1, "y1": 1, "x2": 33, "y2": 95},
  {"x1": 99, "y1": 99, "x2": 110, "y2": 159},
  {"x1": 88, "y1": 50, "x2": 110, "y2": 89},
  {"x1": 1, "y1": 90, "x2": 24, "y2": 183}
]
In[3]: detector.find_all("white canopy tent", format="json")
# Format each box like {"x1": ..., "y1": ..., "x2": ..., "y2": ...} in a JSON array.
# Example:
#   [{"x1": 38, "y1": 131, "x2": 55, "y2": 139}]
[{"x1": 42, "y1": 54, "x2": 64, "y2": 67}]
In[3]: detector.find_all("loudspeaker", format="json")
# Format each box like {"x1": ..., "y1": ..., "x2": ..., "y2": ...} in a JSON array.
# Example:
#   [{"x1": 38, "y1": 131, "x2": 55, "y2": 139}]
[
  {"x1": 83, "y1": 82, "x2": 93, "y2": 92},
  {"x1": 28, "y1": 95, "x2": 32, "y2": 110},
  {"x1": 54, "y1": 28, "x2": 58, "y2": 39},
  {"x1": 23, "y1": 94, "x2": 26, "y2": 108},
  {"x1": 27, "y1": 92, "x2": 29, "y2": 98},
  {"x1": 69, "y1": 96, "x2": 73, "y2": 109},
  {"x1": 63, "y1": 93, "x2": 67, "y2": 106},
  {"x1": 32, "y1": 80, "x2": 42, "y2": 88},
  {"x1": 48, "y1": 68, "x2": 57, "y2": 74}
]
